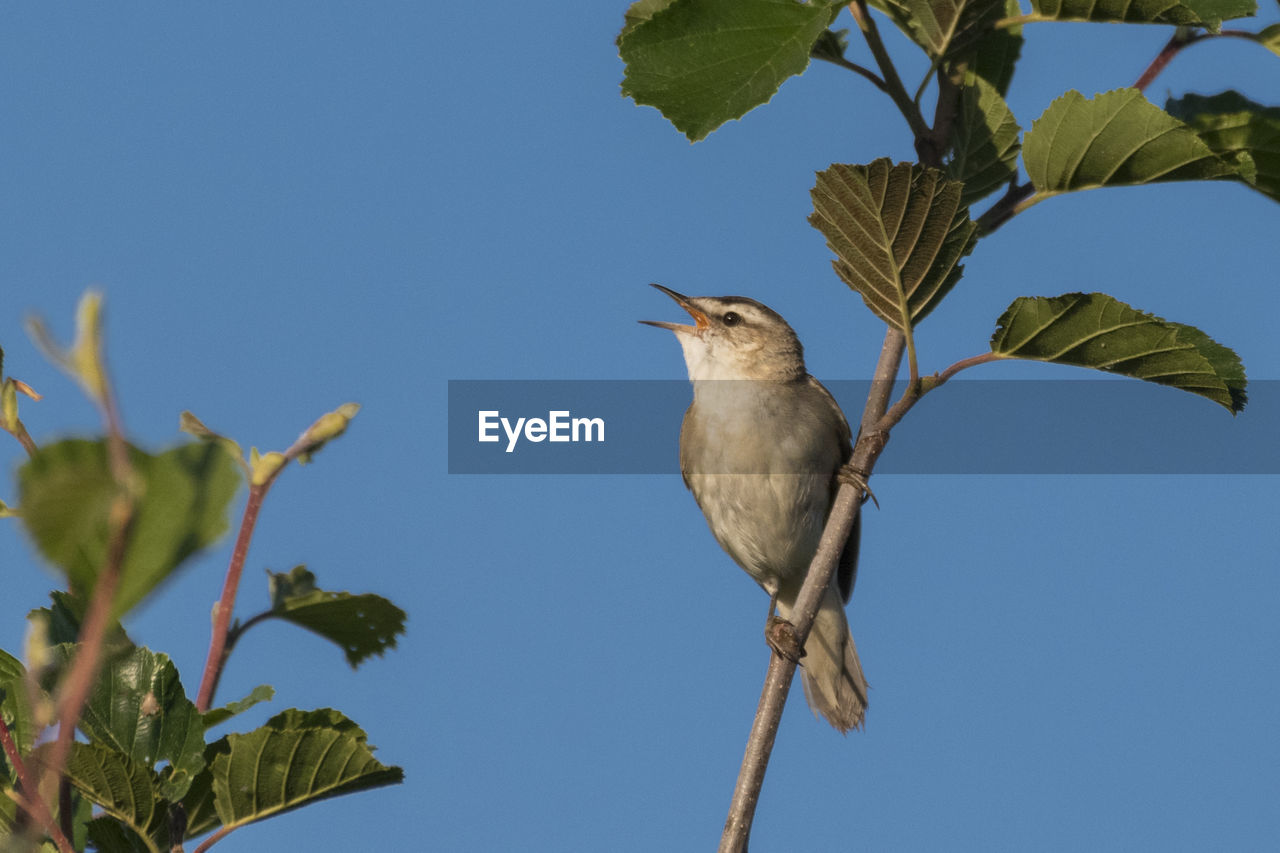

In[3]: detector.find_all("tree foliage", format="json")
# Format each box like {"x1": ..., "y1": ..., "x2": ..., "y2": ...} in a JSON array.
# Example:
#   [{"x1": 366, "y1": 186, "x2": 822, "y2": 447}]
[{"x1": 0, "y1": 294, "x2": 405, "y2": 852}]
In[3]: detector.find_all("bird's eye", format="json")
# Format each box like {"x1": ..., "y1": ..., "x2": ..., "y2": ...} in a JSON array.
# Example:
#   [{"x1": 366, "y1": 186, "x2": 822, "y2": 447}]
[{"x1": 722, "y1": 312, "x2": 741, "y2": 326}]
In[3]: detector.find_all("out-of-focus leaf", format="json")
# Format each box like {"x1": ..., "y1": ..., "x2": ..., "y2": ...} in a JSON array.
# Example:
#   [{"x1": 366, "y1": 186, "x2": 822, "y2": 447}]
[{"x1": 18, "y1": 440, "x2": 240, "y2": 616}]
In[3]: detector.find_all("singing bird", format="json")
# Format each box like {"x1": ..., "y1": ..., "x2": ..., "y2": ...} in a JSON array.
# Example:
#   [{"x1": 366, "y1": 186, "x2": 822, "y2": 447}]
[{"x1": 643, "y1": 285, "x2": 868, "y2": 732}]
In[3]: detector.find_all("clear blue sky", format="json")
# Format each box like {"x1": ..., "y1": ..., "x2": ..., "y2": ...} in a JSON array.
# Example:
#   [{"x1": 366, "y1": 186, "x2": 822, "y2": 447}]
[{"x1": 2, "y1": 4, "x2": 1278, "y2": 851}]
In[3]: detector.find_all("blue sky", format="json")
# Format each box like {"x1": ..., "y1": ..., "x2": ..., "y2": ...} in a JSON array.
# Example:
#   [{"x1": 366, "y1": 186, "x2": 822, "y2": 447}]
[{"x1": 2, "y1": 4, "x2": 1278, "y2": 851}]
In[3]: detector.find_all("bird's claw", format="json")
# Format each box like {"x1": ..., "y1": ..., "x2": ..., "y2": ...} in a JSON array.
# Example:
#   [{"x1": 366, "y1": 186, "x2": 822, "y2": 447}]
[
  {"x1": 765, "y1": 616, "x2": 804, "y2": 664},
  {"x1": 838, "y1": 462, "x2": 879, "y2": 509}
]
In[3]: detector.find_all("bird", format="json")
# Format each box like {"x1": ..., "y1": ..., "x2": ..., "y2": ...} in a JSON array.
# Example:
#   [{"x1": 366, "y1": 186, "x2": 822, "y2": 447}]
[{"x1": 642, "y1": 284, "x2": 869, "y2": 732}]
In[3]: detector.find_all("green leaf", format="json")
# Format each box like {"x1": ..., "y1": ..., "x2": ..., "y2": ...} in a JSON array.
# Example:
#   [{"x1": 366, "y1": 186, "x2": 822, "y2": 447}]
[
  {"x1": 990, "y1": 293, "x2": 1247, "y2": 413},
  {"x1": 203, "y1": 684, "x2": 275, "y2": 729},
  {"x1": 901, "y1": 0, "x2": 1007, "y2": 60},
  {"x1": 70, "y1": 647, "x2": 205, "y2": 802},
  {"x1": 1029, "y1": 0, "x2": 1255, "y2": 26},
  {"x1": 809, "y1": 159, "x2": 977, "y2": 330},
  {"x1": 948, "y1": 76, "x2": 1022, "y2": 207},
  {"x1": 30, "y1": 590, "x2": 135, "y2": 655},
  {"x1": 968, "y1": 0, "x2": 1023, "y2": 96},
  {"x1": 60, "y1": 743, "x2": 160, "y2": 844},
  {"x1": 266, "y1": 566, "x2": 407, "y2": 668},
  {"x1": 1166, "y1": 90, "x2": 1280, "y2": 203},
  {"x1": 1257, "y1": 23, "x2": 1280, "y2": 58},
  {"x1": 618, "y1": 0, "x2": 838, "y2": 141},
  {"x1": 1022, "y1": 89, "x2": 1240, "y2": 197},
  {"x1": 18, "y1": 440, "x2": 240, "y2": 616},
  {"x1": 85, "y1": 816, "x2": 164, "y2": 853},
  {"x1": 0, "y1": 649, "x2": 37, "y2": 763},
  {"x1": 179, "y1": 740, "x2": 227, "y2": 839},
  {"x1": 206, "y1": 708, "x2": 403, "y2": 830}
]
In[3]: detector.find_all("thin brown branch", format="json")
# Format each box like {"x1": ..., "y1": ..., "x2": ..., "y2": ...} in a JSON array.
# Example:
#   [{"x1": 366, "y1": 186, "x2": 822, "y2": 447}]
[
  {"x1": 975, "y1": 178, "x2": 1036, "y2": 235},
  {"x1": 195, "y1": 420, "x2": 325, "y2": 712},
  {"x1": 35, "y1": 355, "x2": 137, "y2": 838},
  {"x1": 720, "y1": 327, "x2": 904, "y2": 852},
  {"x1": 850, "y1": 1, "x2": 931, "y2": 141},
  {"x1": 0, "y1": 715, "x2": 72, "y2": 852},
  {"x1": 195, "y1": 483, "x2": 267, "y2": 712},
  {"x1": 817, "y1": 53, "x2": 889, "y2": 93}
]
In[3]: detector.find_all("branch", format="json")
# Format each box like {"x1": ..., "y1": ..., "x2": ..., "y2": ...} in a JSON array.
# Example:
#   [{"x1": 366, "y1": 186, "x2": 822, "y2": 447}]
[
  {"x1": 975, "y1": 178, "x2": 1037, "y2": 235},
  {"x1": 35, "y1": 344, "x2": 137, "y2": 838},
  {"x1": 849, "y1": 1, "x2": 931, "y2": 142},
  {"x1": 814, "y1": 52, "x2": 889, "y2": 93},
  {"x1": 1, "y1": 717, "x2": 75, "y2": 853},
  {"x1": 720, "y1": 327, "x2": 904, "y2": 852},
  {"x1": 194, "y1": 405, "x2": 357, "y2": 712}
]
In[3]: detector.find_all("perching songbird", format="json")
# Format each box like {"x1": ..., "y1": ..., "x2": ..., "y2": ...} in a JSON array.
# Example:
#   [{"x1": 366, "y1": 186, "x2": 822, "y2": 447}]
[{"x1": 642, "y1": 284, "x2": 868, "y2": 732}]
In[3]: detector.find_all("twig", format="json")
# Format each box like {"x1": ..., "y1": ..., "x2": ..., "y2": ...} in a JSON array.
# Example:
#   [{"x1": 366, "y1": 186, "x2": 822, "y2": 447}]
[
  {"x1": 191, "y1": 824, "x2": 235, "y2": 853},
  {"x1": 195, "y1": 483, "x2": 269, "y2": 712},
  {"x1": 35, "y1": 344, "x2": 137, "y2": 845},
  {"x1": 0, "y1": 717, "x2": 75, "y2": 853},
  {"x1": 819, "y1": 53, "x2": 890, "y2": 93},
  {"x1": 849, "y1": 1, "x2": 931, "y2": 142},
  {"x1": 194, "y1": 412, "x2": 348, "y2": 712},
  {"x1": 975, "y1": 178, "x2": 1037, "y2": 235},
  {"x1": 719, "y1": 328, "x2": 904, "y2": 852}
]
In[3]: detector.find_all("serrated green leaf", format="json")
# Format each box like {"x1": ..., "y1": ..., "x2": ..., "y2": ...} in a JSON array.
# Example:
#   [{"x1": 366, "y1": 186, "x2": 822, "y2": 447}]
[
  {"x1": 1030, "y1": 0, "x2": 1254, "y2": 26},
  {"x1": 202, "y1": 684, "x2": 275, "y2": 730},
  {"x1": 1166, "y1": 90, "x2": 1280, "y2": 203},
  {"x1": 619, "y1": 0, "x2": 838, "y2": 141},
  {"x1": 968, "y1": 0, "x2": 1023, "y2": 95},
  {"x1": 902, "y1": 0, "x2": 1006, "y2": 59},
  {"x1": 30, "y1": 590, "x2": 135, "y2": 656},
  {"x1": 179, "y1": 740, "x2": 227, "y2": 840},
  {"x1": 69, "y1": 647, "x2": 205, "y2": 802},
  {"x1": 17, "y1": 440, "x2": 240, "y2": 616},
  {"x1": 0, "y1": 649, "x2": 36, "y2": 765},
  {"x1": 948, "y1": 76, "x2": 1022, "y2": 207},
  {"x1": 207, "y1": 708, "x2": 402, "y2": 830},
  {"x1": 809, "y1": 160, "x2": 977, "y2": 330},
  {"x1": 990, "y1": 293, "x2": 1247, "y2": 412},
  {"x1": 1023, "y1": 89, "x2": 1240, "y2": 197},
  {"x1": 60, "y1": 743, "x2": 159, "y2": 842},
  {"x1": 85, "y1": 815, "x2": 164, "y2": 853},
  {"x1": 267, "y1": 567, "x2": 406, "y2": 668}
]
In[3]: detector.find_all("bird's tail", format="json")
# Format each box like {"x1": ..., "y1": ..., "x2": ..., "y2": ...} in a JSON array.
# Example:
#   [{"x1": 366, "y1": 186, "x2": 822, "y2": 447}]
[{"x1": 778, "y1": 583, "x2": 869, "y2": 733}]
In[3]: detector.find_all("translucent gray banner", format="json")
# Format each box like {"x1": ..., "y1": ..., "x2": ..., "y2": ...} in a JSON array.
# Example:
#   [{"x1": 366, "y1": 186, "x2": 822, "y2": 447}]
[{"x1": 447, "y1": 380, "x2": 1277, "y2": 474}]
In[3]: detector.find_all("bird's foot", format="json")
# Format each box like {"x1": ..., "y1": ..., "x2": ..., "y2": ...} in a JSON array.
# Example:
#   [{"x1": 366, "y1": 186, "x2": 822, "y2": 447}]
[
  {"x1": 838, "y1": 462, "x2": 879, "y2": 509},
  {"x1": 765, "y1": 616, "x2": 804, "y2": 664}
]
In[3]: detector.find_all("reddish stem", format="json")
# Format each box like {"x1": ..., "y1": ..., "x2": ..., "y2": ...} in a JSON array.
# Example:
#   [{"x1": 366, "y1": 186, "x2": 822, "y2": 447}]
[
  {"x1": 2, "y1": 688, "x2": 75, "y2": 853},
  {"x1": 195, "y1": 482, "x2": 267, "y2": 712}
]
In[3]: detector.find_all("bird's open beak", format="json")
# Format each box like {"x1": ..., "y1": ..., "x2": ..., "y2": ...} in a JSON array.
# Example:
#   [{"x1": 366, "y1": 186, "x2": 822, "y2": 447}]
[{"x1": 639, "y1": 283, "x2": 709, "y2": 333}]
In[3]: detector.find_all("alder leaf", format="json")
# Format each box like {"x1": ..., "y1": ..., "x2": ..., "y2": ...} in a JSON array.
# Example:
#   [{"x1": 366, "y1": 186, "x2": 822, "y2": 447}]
[
  {"x1": 990, "y1": 293, "x2": 1246, "y2": 413},
  {"x1": 810, "y1": 159, "x2": 976, "y2": 330}
]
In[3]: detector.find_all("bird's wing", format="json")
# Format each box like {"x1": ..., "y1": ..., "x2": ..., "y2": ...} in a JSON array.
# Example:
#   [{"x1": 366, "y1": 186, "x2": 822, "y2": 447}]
[{"x1": 807, "y1": 376, "x2": 859, "y2": 604}]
